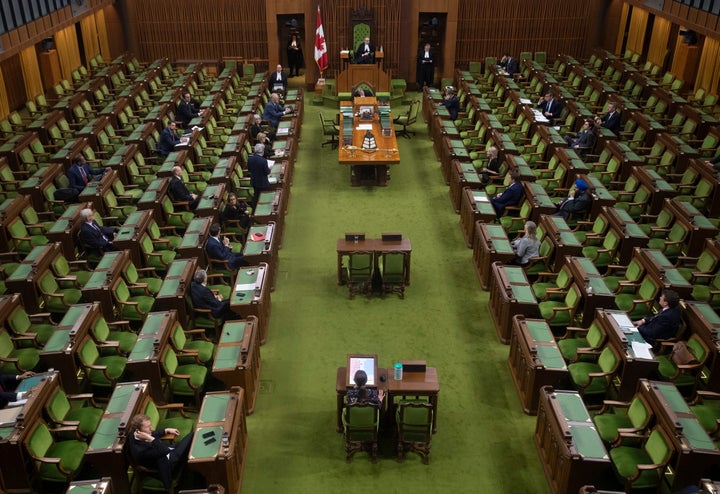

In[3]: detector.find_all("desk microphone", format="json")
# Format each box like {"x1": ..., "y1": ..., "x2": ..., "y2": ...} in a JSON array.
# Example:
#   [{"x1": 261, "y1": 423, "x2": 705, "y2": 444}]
[{"x1": 379, "y1": 374, "x2": 387, "y2": 383}]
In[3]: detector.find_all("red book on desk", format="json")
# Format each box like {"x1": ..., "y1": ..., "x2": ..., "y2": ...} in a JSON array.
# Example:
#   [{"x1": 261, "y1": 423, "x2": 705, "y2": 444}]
[{"x1": 251, "y1": 232, "x2": 265, "y2": 242}]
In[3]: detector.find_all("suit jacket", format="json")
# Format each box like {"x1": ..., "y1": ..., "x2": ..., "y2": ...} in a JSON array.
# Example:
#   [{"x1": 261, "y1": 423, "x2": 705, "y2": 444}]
[
  {"x1": 537, "y1": 99, "x2": 562, "y2": 124},
  {"x1": 248, "y1": 153, "x2": 270, "y2": 190},
  {"x1": 79, "y1": 221, "x2": 115, "y2": 251},
  {"x1": 491, "y1": 182, "x2": 523, "y2": 217},
  {"x1": 441, "y1": 95, "x2": 460, "y2": 120},
  {"x1": 128, "y1": 429, "x2": 193, "y2": 489},
  {"x1": 505, "y1": 57, "x2": 519, "y2": 77},
  {"x1": 600, "y1": 111, "x2": 621, "y2": 135},
  {"x1": 0, "y1": 372, "x2": 19, "y2": 408},
  {"x1": 206, "y1": 236, "x2": 233, "y2": 263},
  {"x1": 269, "y1": 71, "x2": 288, "y2": 92},
  {"x1": 556, "y1": 190, "x2": 591, "y2": 220},
  {"x1": 570, "y1": 129, "x2": 596, "y2": 150},
  {"x1": 168, "y1": 176, "x2": 193, "y2": 203},
  {"x1": 262, "y1": 101, "x2": 286, "y2": 128},
  {"x1": 639, "y1": 307, "x2": 682, "y2": 345},
  {"x1": 355, "y1": 42, "x2": 375, "y2": 63},
  {"x1": 67, "y1": 163, "x2": 103, "y2": 193},
  {"x1": 157, "y1": 127, "x2": 179, "y2": 156},
  {"x1": 176, "y1": 99, "x2": 199, "y2": 128},
  {"x1": 190, "y1": 281, "x2": 226, "y2": 318}
]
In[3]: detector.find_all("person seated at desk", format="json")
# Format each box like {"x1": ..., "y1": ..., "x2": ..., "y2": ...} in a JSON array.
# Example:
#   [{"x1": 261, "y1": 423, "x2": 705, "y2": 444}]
[
  {"x1": 491, "y1": 172, "x2": 523, "y2": 218},
  {"x1": 157, "y1": 121, "x2": 183, "y2": 157},
  {"x1": 633, "y1": 289, "x2": 682, "y2": 346},
  {"x1": 250, "y1": 114, "x2": 275, "y2": 142},
  {"x1": 205, "y1": 222, "x2": 249, "y2": 270},
  {"x1": 177, "y1": 91, "x2": 204, "y2": 129},
  {"x1": 479, "y1": 146, "x2": 501, "y2": 187},
  {"x1": 354, "y1": 36, "x2": 375, "y2": 64},
  {"x1": 346, "y1": 370, "x2": 384, "y2": 407},
  {"x1": 353, "y1": 87, "x2": 373, "y2": 99},
  {"x1": 79, "y1": 208, "x2": 117, "y2": 254},
  {"x1": 221, "y1": 193, "x2": 251, "y2": 231},
  {"x1": 262, "y1": 93, "x2": 291, "y2": 129},
  {"x1": 254, "y1": 132, "x2": 274, "y2": 158},
  {"x1": 190, "y1": 269, "x2": 239, "y2": 322},
  {"x1": 537, "y1": 92, "x2": 562, "y2": 125},
  {"x1": 555, "y1": 179, "x2": 591, "y2": 220},
  {"x1": 564, "y1": 119, "x2": 596, "y2": 155},
  {"x1": 0, "y1": 371, "x2": 35, "y2": 409},
  {"x1": 510, "y1": 221, "x2": 540, "y2": 267},
  {"x1": 595, "y1": 102, "x2": 621, "y2": 135},
  {"x1": 128, "y1": 413, "x2": 194, "y2": 491},
  {"x1": 168, "y1": 165, "x2": 200, "y2": 210},
  {"x1": 268, "y1": 64, "x2": 288, "y2": 94},
  {"x1": 67, "y1": 156, "x2": 105, "y2": 197},
  {"x1": 439, "y1": 86, "x2": 460, "y2": 121}
]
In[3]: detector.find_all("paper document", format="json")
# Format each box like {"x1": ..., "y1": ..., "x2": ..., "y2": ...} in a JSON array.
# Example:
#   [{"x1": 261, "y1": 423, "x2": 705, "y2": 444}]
[
  {"x1": 235, "y1": 283, "x2": 256, "y2": 292},
  {"x1": 630, "y1": 341, "x2": 653, "y2": 360},
  {"x1": 277, "y1": 127, "x2": 290, "y2": 135},
  {"x1": 473, "y1": 194, "x2": 490, "y2": 202},
  {"x1": 610, "y1": 312, "x2": 634, "y2": 330},
  {"x1": 519, "y1": 98, "x2": 532, "y2": 104},
  {"x1": 356, "y1": 124, "x2": 373, "y2": 130}
]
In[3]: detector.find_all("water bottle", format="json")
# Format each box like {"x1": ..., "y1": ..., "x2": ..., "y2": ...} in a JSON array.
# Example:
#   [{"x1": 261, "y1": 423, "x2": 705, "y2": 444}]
[{"x1": 394, "y1": 362, "x2": 403, "y2": 381}]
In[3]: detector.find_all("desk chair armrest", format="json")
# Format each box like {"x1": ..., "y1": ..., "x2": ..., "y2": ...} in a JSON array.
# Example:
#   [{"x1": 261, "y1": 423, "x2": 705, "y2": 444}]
[
  {"x1": 117, "y1": 299, "x2": 145, "y2": 317},
  {"x1": 575, "y1": 348, "x2": 602, "y2": 359},
  {"x1": 184, "y1": 329, "x2": 212, "y2": 340},
  {"x1": 168, "y1": 371, "x2": 194, "y2": 382},
  {"x1": 690, "y1": 272, "x2": 714, "y2": 283},
  {"x1": 27, "y1": 312, "x2": 54, "y2": 323},
  {"x1": 535, "y1": 272, "x2": 559, "y2": 282},
  {"x1": 155, "y1": 402, "x2": 189, "y2": 412},
  {"x1": 587, "y1": 370, "x2": 613, "y2": 379},
  {"x1": 543, "y1": 288, "x2": 568, "y2": 299},
  {"x1": 0, "y1": 356, "x2": 23, "y2": 372},
  {"x1": 128, "y1": 282, "x2": 152, "y2": 296},
  {"x1": 134, "y1": 267, "x2": 160, "y2": 277},
  {"x1": 599, "y1": 399, "x2": 631, "y2": 412},
  {"x1": 206, "y1": 273, "x2": 229, "y2": 285},
  {"x1": 28, "y1": 454, "x2": 62, "y2": 465},
  {"x1": 55, "y1": 276, "x2": 80, "y2": 287},
  {"x1": 151, "y1": 238, "x2": 172, "y2": 250},
  {"x1": 100, "y1": 215, "x2": 121, "y2": 225},
  {"x1": 10, "y1": 334, "x2": 42, "y2": 346},
  {"x1": 635, "y1": 462, "x2": 666, "y2": 474},
  {"x1": 562, "y1": 326, "x2": 590, "y2": 338}
]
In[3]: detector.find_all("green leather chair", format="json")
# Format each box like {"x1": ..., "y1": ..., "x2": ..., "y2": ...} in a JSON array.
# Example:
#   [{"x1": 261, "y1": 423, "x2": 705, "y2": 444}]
[
  {"x1": 45, "y1": 387, "x2": 104, "y2": 440},
  {"x1": 160, "y1": 346, "x2": 207, "y2": 406},
  {"x1": 0, "y1": 329, "x2": 40, "y2": 374},
  {"x1": 77, "y1": 337, "x2": 127, "y2": 391},
  {"x1": 609, "y1": 426, "x2": 672, "y2": 491},
  {"x1": 24, "y1": 420, "x2": 88, "y2": 484},
  {"x1": 568, "y1": 345, "x2": 620, "y2": 398},
  {"x1": 342, "y1": 401, "x2": 380, "y2": 463},
  {"x1": 593, "y1": 394, "x2": 653, "y2": 446},
  {"x1": 396, "y1": 400, "x2": 433, "y2": 464}
]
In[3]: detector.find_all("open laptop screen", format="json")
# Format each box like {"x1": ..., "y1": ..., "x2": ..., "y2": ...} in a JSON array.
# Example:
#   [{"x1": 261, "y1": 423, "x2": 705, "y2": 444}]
[{"x1": 347, "y1": 354, "x2": 378, "y2": 387}]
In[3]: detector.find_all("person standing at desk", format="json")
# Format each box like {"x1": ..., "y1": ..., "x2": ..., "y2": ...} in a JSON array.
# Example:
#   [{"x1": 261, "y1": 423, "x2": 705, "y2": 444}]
[
  {"x1": 128, "y1": 413, "x2": 194, "y2": 491},
  {"x1": 355, "y1": 37, "x2": 375, "y2": 64},
  {"x1": 248, "y1": 143, "x2": 271, "y2": 209},
  {"x1": 633, "y1": 289, "x2": 682, "y2": 346},
  {"x1": 416, "y1": 43, "x2": 435, "y2": 90},
  {"x1": 268, "y1": 64, "x2": 288, "y2": 94},
  {"x1": 177, "y1": 91, "x2": 204, "y2": 129},
  {"x1": 0, "y1": 370, "x2": 34, "y2": 408},
  {"x1": 262, "y1": 93, "x2": 291, "y2": 129}
]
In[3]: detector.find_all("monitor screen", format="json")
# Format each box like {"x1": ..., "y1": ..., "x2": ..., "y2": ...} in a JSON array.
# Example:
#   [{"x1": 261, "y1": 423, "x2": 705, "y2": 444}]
[
  {"x1": 359, "y1": 105, "x2": 374, "y2": 120},
  {"x1": 347, "y1": 354, "x2": 377, "y2": 387}
]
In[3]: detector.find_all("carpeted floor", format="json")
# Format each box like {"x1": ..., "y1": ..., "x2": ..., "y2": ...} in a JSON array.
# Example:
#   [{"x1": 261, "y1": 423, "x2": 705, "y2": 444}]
[{"x1": 241, "y1": 89, "x2": 550, "y2": 493}]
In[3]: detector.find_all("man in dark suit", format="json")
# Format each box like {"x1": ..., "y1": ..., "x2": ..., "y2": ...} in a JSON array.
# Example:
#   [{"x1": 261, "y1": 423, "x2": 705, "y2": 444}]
[
  {"x1": 354, "y1": 36, "x2": 375, "y2": 64},
  {"x1": 157, "y1": 121, "x2": 181, "y2": 157},
  {"x1": 503, "y1": 53, "x2": 519, "y2": 78},
  {"x1": 268, "y1": 64, "x2": 288, "y2": 94},
  {"x1": 595, "y1": 102, "x2": 621, "y2": 135},
  {"x1": 248, "y1": 143, "x2": 271, "y2": 208},
  {"x1": 78, "y1": 208, "x2": 117, "y2": 253},
  {"x1": 537, "y1": 92, "x2": 562, "y2": 125},
  {"x1": 190, "y1": 269, "x2": 237, "y2": 321},
  {"x1": 128, "y1": 413, "x2": 194, "y2": 490},
  {"x1": 67, "y1": 156, "x2": 105, "y2": 196},
  {"x1": 262, "y1": 93, "x2": 290, "y2": 129},
  {"x1": 416, "y1": 43, "x2": 435, "y2": 90},
  {"x1": 440, "y1": 86, "x2": 460, "y2": 121},
  {"x1": 0, "y1": 371, "x2": 34, "y2": 409},
  {"x1": 205, "y1": 223, "x2": 248, "y2": 270},
  {"x1": 491, "y1": 172, "x2": 523, "y2": 218},
  {"x1": 176, "y1": 91, "x2": 204, "y2": 129},
  {"x1": 555, "y1": 179, "x2": 592, "y2": 220},
  {"x1": 168, "y1": 166, "x2": 200, "y2": 210},
  {"x1": 633, "y1": 289, "x2": 682, "y2": 346},
  {"x1": 564, "y1": 119, "x2": 597, "y2": 155}
]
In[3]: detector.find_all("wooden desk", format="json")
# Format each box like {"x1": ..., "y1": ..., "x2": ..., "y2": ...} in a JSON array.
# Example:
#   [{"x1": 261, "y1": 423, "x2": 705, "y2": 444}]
[
  {"x1": 113, "y1": 210, "x2": 155, "y2": 267},
  {"x1": 449, "y1": 162, "x2": 483, "y2": 214},
  {"x1": 596, "y1": 309, "x2": 658, "y2": 401},
  {"x1": 5, "y1": 243, "x2": 64, "y2": 314},
  {"x1": 66, "y1": 477, "x2": 113, "y2": 493},
  {"x1": 563, "y1": 256, "x2": 615, "y2": 326},
  {"x1": 155, "y1": 258, "x2": 198, "y2": 327},
  {"x1": 683, "y1": 301, "x2": 720, "y2": 392},
  {"x1": 603, "y1": 206, "x2": 649, "y2": 265},
  {"x1": 85, "y1": 381, "x2": 150, "y2": 494},
  {"x1": 253, "y1": 189, "x2": 285, "y2": 246},
  {"x1": 489, "y1": 262, "x2": 539, "y2": 344},
  {"x1": 176, "y1": 217, "x2": 212, "y2": 265},
  {"x1": 634, "y1": 248, "x2": 692, "y2": 299},
  {"x1": 335, "y1": 366, "x2": 440, "y2": 433},
  {"x1": 440, "y1": 136, "x2": 470, "y2": 185},
  {"x1": 459, "y1": 189, "x2": 497, "y2": 248},
  {"x1": 508, "y1": 316, "x2": 568, "y2": 415},
  {"x1": 666, "y1": 199, "x2": 720, "y2": 254},
  {"x1": 19, "y1": 162, "x2": 65, "y2": 212},
  {"x1": 82, "y1": 250, "x2": 132, "y2": 319},
  {"x1": 188, "y1": 388, "x2": 248, "y2": 494},
  {"x1": 538, "y1": 216, "x2": 585, "y2": 272},
  {"x1": 229, "y1": 263, "x2": 271, "y2": 345},
  {"x1": 136, "y1": 178, "x2": 170, "y2": 224},
  {"x1": 534, "y1": 387, "x2": 611, "y2": 494},
  {"x1": 338, "y1": 106, "x2": 400, "y2": 187},
  {"x1": 211, "y1": 317, "x2": 261, "y2": 414},
  {"x1": 47, "y1": 203, "x2": 89, "y2": 259},
  {"x1": 243, "y1": 223, "x2": 278, "y2": 291},
  {"x1": 125, "y1": 311, "x2": 177, "y2": 402},
  {"x1": 638, "y1": 380, "x2": 720, "y2": 490},
  {"x1": 472, "y1": 223, "x2": 515, "y2": 290}
]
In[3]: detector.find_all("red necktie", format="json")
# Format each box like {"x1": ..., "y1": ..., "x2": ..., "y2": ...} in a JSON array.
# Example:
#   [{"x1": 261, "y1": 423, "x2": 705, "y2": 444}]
[{"x1": 79, "y1": 166, "x2": 88, "y2": 184}]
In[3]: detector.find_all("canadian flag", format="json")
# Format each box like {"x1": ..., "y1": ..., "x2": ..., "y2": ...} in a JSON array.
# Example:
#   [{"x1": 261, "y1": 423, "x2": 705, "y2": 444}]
[{"x1": 314, "y1": 6, "x2": 328, "y2": 72}]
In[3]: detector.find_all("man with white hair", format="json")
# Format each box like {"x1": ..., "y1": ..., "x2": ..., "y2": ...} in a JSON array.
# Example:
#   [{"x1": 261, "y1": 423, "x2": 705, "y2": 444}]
[
  {"x1": 190, "y1": 269, "x2": 237, "y2": 322},
  {"x1": 247, "y1": 143, "x2": 271, "y2": 208},
  {"x1": 262, "y1": 93, "x2": 291, "y2": 128},
  {"x1": 168, "y1": 165, "x2": 200, "y2": 210},
  {"x1": 268, "y1": 64, "x2": 288, "y2": 94},
  {"x1": 79, "y1": 208, "x2": 117, "y2": 253}
]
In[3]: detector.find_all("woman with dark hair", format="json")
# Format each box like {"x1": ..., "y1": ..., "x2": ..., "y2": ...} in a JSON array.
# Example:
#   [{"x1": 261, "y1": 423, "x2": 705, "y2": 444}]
[{"x1": 346, "y1": 370, "x2": 384, "y2": 406}]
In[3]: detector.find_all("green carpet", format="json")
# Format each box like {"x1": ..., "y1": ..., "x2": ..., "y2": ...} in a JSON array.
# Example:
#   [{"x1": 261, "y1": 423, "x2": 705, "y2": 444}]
[{"x1": 242, "y1": 94, "x2": 550, "y2": 493}]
